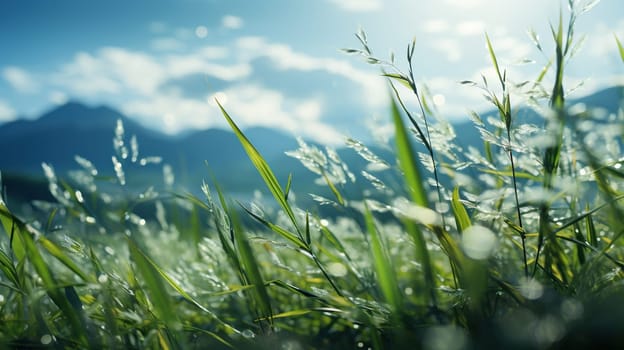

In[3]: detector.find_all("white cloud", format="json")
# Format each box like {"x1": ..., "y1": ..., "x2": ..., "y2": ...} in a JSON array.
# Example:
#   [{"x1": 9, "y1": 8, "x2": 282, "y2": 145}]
[
  {"x1": 431, "y1": 39, "x2": 463, "y2": 62},
  {"x1": 2, "y1": 66, "x2": 39, "y2": 93},
  {"x1": 20, "y1": 34, "x2": 383, "y2": 143},
  {"x1": 0, "y1": 99, "x2": 16, "y2": 122},
  {"x1": 222, "y1": 85, "x2": 343, "y2": 143},
  {"x1": 486, "y1": 35, "x2": 533, "y2": 64},
  {"x1": 165, "y1": 55, "x2": 251, "y2": 81},
  {"x1": 586, "y1": 19, "x2": 624, "y2": 59},
  {"x1": 122, "y1": 84, "x2": 343, "y2": 144},
  {"x1": 197, "y1": 46, "x2": 230, "y2": 60},
  {"x1": 444, "y1": 0, "x2": 484, "y2": 8},
  {"x1": 327, "y1": 0, "x2": 382, "y2": 12},
  {"x1": 151, "y1": 37, "x2": 186, "y2": 51},
  {"x1": 49, "y1": 91, "x2": 68, "y2": 105},
  {"x1": 55, "y1": 48, "x2": 167, "y2": 96},
  {"x1": 456, "y1": 20, "x2": 485, "y2": 36},
  {"x1": 222, "y1": 15, "x2": 243, "y2": 30},
  {"x1": 235, "y1": 36, "x2": 386, "y2": 108},
  {"x1": 123, "y1": 93, "x2": 214, "y2": 134},
  {"x1": 54, "y1": 52, "x2": 121, "y2": 95},
  {"x1": 422, "y1": 19, "x2": 449, "y2": 34}
]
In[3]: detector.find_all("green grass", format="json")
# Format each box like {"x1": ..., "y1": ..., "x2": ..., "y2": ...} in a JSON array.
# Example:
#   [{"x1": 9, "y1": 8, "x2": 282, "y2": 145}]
[{"x1": 1, "y1": 3, "x2": 624, "y2": 349}]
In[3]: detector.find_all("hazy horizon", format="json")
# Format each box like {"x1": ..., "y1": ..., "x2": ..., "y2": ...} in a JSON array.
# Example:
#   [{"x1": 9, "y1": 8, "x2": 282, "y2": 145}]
[{"x1": 1, "y1": 0, "x2": 622, "y2": 144}]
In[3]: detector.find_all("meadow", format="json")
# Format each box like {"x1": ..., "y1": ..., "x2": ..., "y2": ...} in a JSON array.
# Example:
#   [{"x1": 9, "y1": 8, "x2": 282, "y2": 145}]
[{"x1": 1, "y1": 3, "x2": 624, "y2": 349}]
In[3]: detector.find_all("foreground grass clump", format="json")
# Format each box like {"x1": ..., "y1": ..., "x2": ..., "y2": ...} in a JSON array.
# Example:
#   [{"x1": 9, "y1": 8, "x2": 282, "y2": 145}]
[{"x1": 2, "y1": 3, "x2": 624, "y2": 349}]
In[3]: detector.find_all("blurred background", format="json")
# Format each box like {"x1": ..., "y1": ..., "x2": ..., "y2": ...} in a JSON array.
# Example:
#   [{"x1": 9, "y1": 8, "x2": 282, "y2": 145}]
[{"x1": 1, "y1": 0, "x2": 622, "y2": 143}]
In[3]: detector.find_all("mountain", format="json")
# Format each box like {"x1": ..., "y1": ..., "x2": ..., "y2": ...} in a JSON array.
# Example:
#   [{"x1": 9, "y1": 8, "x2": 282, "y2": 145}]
[
  {"x1": 0, "y1": 102, "x2": 307, "y2": 199},
  {"x1": 0, "y1": 86, "x2": 622, "y2": 206},
  {"x1": 452, "y1": 85, "x2": 624, "y2": 150}
]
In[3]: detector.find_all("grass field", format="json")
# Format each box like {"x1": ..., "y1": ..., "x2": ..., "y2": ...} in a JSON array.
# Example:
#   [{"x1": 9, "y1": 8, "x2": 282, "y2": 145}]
[{"x1": 1, "y1": 3, "x2": 624, "y2": 349}]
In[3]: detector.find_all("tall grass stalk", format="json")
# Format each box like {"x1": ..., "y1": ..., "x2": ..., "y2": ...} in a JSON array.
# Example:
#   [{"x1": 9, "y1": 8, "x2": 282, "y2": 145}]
[{"x1": 1, "y1": 3, "x2": 624, "y2": 349}]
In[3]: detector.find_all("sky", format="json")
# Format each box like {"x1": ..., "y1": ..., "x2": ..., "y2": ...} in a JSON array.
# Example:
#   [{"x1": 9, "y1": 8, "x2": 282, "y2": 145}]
[{"x1": 0, "y1": 0, "x2": 622, "y2": 144}]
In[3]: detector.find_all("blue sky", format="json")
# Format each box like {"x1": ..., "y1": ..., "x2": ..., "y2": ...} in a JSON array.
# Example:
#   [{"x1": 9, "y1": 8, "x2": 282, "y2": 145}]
[{"x1": 1, "y1": 0, "x2": 622, "y2": 144}]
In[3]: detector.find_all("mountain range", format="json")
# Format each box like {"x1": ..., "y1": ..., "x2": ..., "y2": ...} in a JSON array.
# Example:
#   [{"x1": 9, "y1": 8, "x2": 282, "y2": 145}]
[{"x1": 1, "y1": 85, "x2": 622, "y2": 206}]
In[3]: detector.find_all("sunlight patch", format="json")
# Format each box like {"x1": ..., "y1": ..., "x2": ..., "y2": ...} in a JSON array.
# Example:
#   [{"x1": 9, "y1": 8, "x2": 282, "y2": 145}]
[
  {"x1": 327, "y1": 0, "x2": 381, "y2": 12},
  {"x1": 422, "y1": 19, "x2": 449, "y2": 33},
  {"x1": 194, "y1": 25, "x2": 208, "y2": 38},
  {"x1": 461, "y1": 225, "x2": 498, "y2": 260},
  {"x1": 327, "y1": 262, "x2": 348, "y2": 277},
  {"x1": 222, "y1": 15, "x2": 243, "y2": 30}
]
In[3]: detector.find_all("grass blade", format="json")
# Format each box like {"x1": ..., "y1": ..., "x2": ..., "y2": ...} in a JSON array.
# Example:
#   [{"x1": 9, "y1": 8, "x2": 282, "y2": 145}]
[
  {"x1": 217, "y1": 101, "x2": 300, "y2": 236},
  {"x1": 391, "y1": 93, "x2": 429, "y2": 208},
  {"x1": 39, "y1": 237, "x2": 93, "y2": 283},
  {"x1": 230, "y1": 211, "x2": 274, "y2": 328},
  {"x1": 321, "y1": 170, "x2": 345, "y2": 206},
  {"x1": 390, "y1": 93, "x2": 439, "y2": 304},
  {"x1": 364, "y1": 204, "x2": 402, "y2": 315},
  {"x1": 451, "y1": 187, "x2": 472, "y2": 234},
  {"x1": 127, "y1": 238, "x2": 179, "y2": 327},
  {"x1": 0, "y1": 203, "x2": 26, "y2": 259},
  {"x1": 241, "y1": 205, "x2": 307, "y2": 250},
  {"x1": 616, "y1": 35, "x2": 624, "y2": 62},
  {"x1": 0, "y1": 247, "x2": 21, "y2": 290},
  {"x1": 485, "y1": 33, "x2": 504, "y2": 87}
]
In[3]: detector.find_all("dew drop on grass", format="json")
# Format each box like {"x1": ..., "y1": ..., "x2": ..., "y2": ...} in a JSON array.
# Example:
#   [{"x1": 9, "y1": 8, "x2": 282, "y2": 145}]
[
  {"x1": 519, "y1": 278, "x2": 544, "y2": 300},
  {"x1": 327, "y1": 262, "x2": 347, "y2": 277},
  {"x1": 561, "y1": 298, "x2": 583, "y2": 321},
  {"x1": 112, "y1": 156, "x2": 126, "y2": 185},
  {"x1": 423, "y1": 326, "x2": 467, "y2": 350},
  {"x1": 74, "y1": 190, "x2": 84, "y2": 203},
  {"x1": 393, "y1": 199, "x2": 442, "y2": 226},
  {"x1": 130, "y1": 135, "x2": 139, "y2": 162},
  {"x1": 98, "y1": 274, "x2": 108, "y2": 284},
  {"x1": 104, "y1": 246, "x2": 115, "y2": 255},
  {"x1": 0, "y1": 294, "x2": 4, "y2": 303},
  {"x1": 163, "y1": 164, "x2": 174, "y2": 187},
  {"x1": 242, "y1": 329, "x2": 255, "y2": 339},
  {"x1": 357, "y1": 342, "x2": 364, "y2": 348},
  {"x1": 40, "y1": 334, "x2": 53, "y2": 345},
  {"x1": 461, "y1": 225, "x2": 498, "y2": 260},
  {"x1": 535, "y1": 315, "x2": 565, "y2": 346},
  {"x1": 281, "y1": 340, "x2": 303, "y2": 350}
]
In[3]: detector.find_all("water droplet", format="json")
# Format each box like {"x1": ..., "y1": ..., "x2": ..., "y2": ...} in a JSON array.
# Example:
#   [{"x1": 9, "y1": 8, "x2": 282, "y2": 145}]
[
  {"x1": 242, "y1": 329, "x2": 255, "y2": 339},
  {"x1": 357, "y1": 342, "x2": 364, "y2": 348},
  {"x1": 519, "y1": 277, "x2": 544, "y2": 300},
  {"x1": 404, "y1": 287, "x2": 413, "y2": 296},
  {"x1": 393, "y1": 198, "x2": 442, "y2": 226},
  {"x1": 98, "y1": 274, "x2": 108, "y2": 283},
  {"x1": 163, "y1": 164, "x2": 175, "y2": 187},
  {"x1": 195, "y1": 25, "x2": 208, "y2": 38},
  {"x1": 433, "y1": 94, "x2": 446, "y2": 106},
  {"x1": 327, "y1": 262, "x2": 347, "y2": 277},
  {"x1": 423, "y1": 326, "x2": 467, "y2": 350},
  {"x1": 561, "y1": 298, "x2": 583, "y2": 321},
  {"x1": 105, "y1": 246, "x2": 115, "y2": 255},
  {"x1": 40, "y1": 334, "x2": 53, "y2": 345}
]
